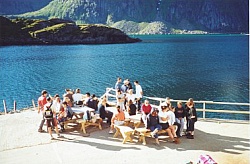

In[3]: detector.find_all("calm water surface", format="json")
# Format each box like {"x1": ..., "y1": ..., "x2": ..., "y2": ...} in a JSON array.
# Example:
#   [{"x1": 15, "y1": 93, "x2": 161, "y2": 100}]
[{"x1": 0, "y1": 35, "x2": 249, "y2": 119}]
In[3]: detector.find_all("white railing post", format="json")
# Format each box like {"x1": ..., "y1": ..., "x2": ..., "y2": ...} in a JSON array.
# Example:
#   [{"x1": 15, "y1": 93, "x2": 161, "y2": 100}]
[
  {"x1": 203, "y1": 102, "x2": 206, "y2": 119},
  {"x1": 3, "y1": 100, "x2": 7, "y2": 114}
]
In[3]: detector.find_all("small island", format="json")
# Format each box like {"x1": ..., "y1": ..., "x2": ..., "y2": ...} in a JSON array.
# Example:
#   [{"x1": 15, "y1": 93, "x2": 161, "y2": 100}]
[{"x1": 0, "y1": 16, "x2": 141, "y2": 46}]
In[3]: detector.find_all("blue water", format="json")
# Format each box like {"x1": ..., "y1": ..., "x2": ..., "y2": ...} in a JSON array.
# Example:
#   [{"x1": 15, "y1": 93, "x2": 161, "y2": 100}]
[{"x1": 0, "y1": 35, "x2": 249, "y2": 119}]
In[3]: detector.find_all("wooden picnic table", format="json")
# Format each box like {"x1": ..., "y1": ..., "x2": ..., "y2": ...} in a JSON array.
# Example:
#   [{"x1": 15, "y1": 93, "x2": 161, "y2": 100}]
[{"x1": 64, "y1": 106, "x2": 102, "y2": 134}]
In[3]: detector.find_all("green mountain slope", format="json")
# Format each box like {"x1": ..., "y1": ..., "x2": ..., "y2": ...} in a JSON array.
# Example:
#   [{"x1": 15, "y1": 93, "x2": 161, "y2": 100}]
[{"x1": 5, "y1": 0, "x2": 250, "y2": 33}]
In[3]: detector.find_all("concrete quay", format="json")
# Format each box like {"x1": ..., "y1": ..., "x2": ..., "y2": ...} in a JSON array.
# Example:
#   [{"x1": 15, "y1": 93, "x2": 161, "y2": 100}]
[{"x1": 0, "y1": 109, "x2": 249, "y2": 164}]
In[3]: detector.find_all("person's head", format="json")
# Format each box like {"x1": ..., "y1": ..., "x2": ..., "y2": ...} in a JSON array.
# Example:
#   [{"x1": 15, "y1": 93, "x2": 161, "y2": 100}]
[
  {"x1": 117, "y1": 77, "x2": 122, "y2": 82},
  {"x1": 134, "y1": 80, "x2": 139, "y2": 85},
  {"x1": 101, "y1": 98, "x2": 107, "y2": 106},
  {"x1": 64, "y1": 97, "x2": 70, "y2": 102},
  {"x1": 46, "y1": 97, "x2": 52, "y2": 103},
  {"x1": 128, "y1": 100, "x2": 133, "y2": 105},
  {"x1": 65, "y1": 89, "x2": 71, "y2": 93},
  {"x1": 86, "y1": 92, "x2": 90, "y2": 97},
  {"x1": 187, "y1": 98, "x2": 194, "y2": 107},
  {"x1": 128, "y1": 89, "x2": 133, "y2": 94},
  {"x1": 166, "y1": 97, "x2": 171, "y2": 104},
  {"x1": 116, "y1": 105, "x2": 121, "y2": 113},
  {"x1": 161, "y1": 105, "x2": 168, "y2": 112},
  {"x1": 144, "y1": 100, "x2": 150, "y2": 106},
  {"x1": 117, "y1": 89, "x2": 122, "y2": 94},
  {"x1": 177, "y1": 101, "x2": 183, "y2": 108},
  {"x1": 62, "y1": 101, "x2": 68, "y2": 107},
  {"x1": 41, "y1": 90, "x2": 47, "y2": 96},
  {"x1": 75, "y1": 88, "x2": 81, "y2": 93},
  {"x1": 55, "y1": 97, "x2": 61, "y2": 102},
  {"x1": 151, "y1": 108, "x2": 159, "y2": 116},
  {"x1": 91, "y1": 94, "x2": 96, "y2": 98},
  {"x1": 54, "y1": 94, "x2": 59, "y2": 98}
]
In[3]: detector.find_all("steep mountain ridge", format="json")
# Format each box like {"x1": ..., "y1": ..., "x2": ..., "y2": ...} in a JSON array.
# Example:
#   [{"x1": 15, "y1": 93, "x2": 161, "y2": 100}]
[{"x1": 3, "y1": 0, "x2": 249, "y2": 33}]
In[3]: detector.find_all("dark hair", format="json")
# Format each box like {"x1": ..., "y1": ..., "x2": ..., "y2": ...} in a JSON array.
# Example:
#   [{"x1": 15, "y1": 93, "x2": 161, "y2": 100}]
[
  {"x1": 134, "y1": 81, "x2": 139, "y2": 84},
  {"x1": 92, "y1": 94, "x2": 96, "y2": 98},
  {"x1": 41, "y1": 90, "x2": 47, "y2": 95},
  {"x1": 46, "y1": 97, "x2": 51, "y2": 101},
  {"x1": 62, "y1": 101, "x2": 67, "y2": 105},
  {"x1": 86, "y1": 92, "x2": 90, "y2": 97},
  {"x1": 54, "y1": 94, "x2": 59, "y2": 98}
]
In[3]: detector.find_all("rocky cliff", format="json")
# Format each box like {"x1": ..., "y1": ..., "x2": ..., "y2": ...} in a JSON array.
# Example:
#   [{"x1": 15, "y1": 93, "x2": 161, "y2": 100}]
[
  {"x1": 0, "y1": 16, "x2": 141, "y2": 46},
  {"x1": 13, "y1": 0, "x2": 249, "y2": 33}
]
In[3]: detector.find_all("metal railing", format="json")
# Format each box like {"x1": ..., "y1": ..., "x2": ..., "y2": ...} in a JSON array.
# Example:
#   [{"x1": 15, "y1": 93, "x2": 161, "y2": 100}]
[{"x1": 103, "y1": 87, "x2": 250, "y2": 120}]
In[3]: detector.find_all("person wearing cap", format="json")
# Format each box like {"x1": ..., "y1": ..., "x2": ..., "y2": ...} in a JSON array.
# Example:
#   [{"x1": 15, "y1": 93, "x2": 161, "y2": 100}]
[
  {"x1": 146, "y1": 108, "x2": 162, "y2": 146},
  {"x1": 37, "y1": 90, "x2": 48, "y2": 132},
  {"x1": 120, "y1": 80, "x2": 128, "y2": 93}
]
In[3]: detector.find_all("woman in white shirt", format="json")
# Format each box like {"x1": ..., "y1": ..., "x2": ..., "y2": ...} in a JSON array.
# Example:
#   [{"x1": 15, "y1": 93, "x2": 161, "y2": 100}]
[{"x1": 158, "y1": 105, "x2": 179, "y2": 144}]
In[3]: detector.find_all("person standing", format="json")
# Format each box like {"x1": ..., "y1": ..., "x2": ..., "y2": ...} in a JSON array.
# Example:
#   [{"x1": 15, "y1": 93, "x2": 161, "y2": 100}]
[
  {"x1": 37, "y1": 90, "x2": 48, "y2": 132},
  {"x1": 44, "y1": 97, "x2": 62, "y2": 140},
  {"x1": 174, "y1": 101, "x2": 186, "y2": 137},
  {"x1": 115, "y1": 77, "x2": 122, "y2": 91},
  {"x1": 134, "y1": 81, "x2": 143, "y2": 111},
  {"x1": 185, "y1": 98, "x2": 197, "y2": 139},
  {"x1": 141, "y1": 100, "x2": 152, "y2": 127}
]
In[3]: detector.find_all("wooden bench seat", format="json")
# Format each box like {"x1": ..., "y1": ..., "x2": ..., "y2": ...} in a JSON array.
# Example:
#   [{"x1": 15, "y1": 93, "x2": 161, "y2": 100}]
[
  {"x1": 134, "y1": 127, "x2": 176, "y2": 145},
  {"x1": 76, "y1": 118, "x2": 102, "y2": 134},
  {"x1": 64, "y1": 118, "x2": 79, "y2": 129},
  {"x1": 113, "y1": 125, "x2": 134, "y2": 144}
]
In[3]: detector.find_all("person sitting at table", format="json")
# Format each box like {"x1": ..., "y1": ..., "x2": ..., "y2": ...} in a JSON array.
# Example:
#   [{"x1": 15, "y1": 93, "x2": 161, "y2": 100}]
[
  {"x1": 62, "y1": 101, "x2": 79, "y2": 120},
  {"x1": 72, "y1": 88, "x2": 84, "y2": 106},
  {"x1": 141, "y1": 99, "x2": 152, "y2": 127},
  {"x1": 87, "y1": 94, "x2": 99, "y2": 112},
  {"x1": 63, "y1": 97, "x2": 73, "y2": 107},
  {"x1": 158, "y1": 105, "x2": 179, "y2": 144},
  {"x1": 58, "y1": 102, "x2": 67, "y2": 132},
  {"x1": 146, "y1": 108, "x2": 162, "y2": 146},
  {"x1": 98, "y1": 99, "x2": 113, "y2": 126},
  {"x1": 109, "y1": 105, "x2": 125, "y2": 134},
  {"x1": 63, "y1": 89, "x2": 74, "y2": 105},
  {"x1": 128, "y1": 100, "x2": 136, "y2": 116},
  {"x1": 84, "y1": 92, "x2": 91, "y2": 106}
]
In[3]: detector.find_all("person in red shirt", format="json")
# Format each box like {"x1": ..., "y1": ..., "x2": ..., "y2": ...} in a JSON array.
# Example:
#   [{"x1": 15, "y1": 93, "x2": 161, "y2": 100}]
[
  {"x1": 37, "y1": 90, "x2": 48, "y2": 132},
  {"x1": 141, "y1": 99, "x2": 152, "y2": 127}
]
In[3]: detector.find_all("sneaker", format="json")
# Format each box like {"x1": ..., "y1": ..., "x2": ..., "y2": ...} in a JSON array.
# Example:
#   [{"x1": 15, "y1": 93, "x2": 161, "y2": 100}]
[
  {"x1": 38, "y1": 129, "x2": 46, "y2": 133},
  {"x1": 109, "y1": 130, "x2": 114, "y2": 134},
  {"x1": 51, "y1": 137, "x2": 55, "y2": 140},
  {"x1": 187, "y1": 135, "x2": 194, "y2": 139},
  {"x1": 57, "y1": 134, "x2": 64, "y2": 138},
  {"x1": 151, "y1": 132, "x2": 155, "y2": 138}
]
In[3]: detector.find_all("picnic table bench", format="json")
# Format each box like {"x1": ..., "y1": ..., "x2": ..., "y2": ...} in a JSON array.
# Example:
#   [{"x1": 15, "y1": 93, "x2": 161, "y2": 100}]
[{"x1": 113, "y1": 125, "x2": 134, "y2": 144}]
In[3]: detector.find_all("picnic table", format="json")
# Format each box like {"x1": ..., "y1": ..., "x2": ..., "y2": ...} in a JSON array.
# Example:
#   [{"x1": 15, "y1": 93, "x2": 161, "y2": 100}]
[{"x1": 71, "y1": 106, "x2": 102, "y2": 134}]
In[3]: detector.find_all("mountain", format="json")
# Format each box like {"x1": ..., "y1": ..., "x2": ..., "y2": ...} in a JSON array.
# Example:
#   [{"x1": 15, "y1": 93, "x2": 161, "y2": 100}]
[
  {"x1": 4, "y1": 0, "x2": 249, "y2": 34},
  {"x1": 0, "y1": 16, "x2": 141, "y2": 45},
  {"x1": 0, "y1": 0, "x2": 52, "y2": 15}
]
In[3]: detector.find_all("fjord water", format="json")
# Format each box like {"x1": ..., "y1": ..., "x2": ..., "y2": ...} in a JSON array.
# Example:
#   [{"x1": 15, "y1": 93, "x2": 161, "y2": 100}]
[{"x1": 0, "y1": 35, "x2": 249, "y2": 119}]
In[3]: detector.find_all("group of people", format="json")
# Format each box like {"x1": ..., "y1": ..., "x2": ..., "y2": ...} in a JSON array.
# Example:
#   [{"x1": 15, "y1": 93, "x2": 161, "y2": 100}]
[
  {"x1": 142, "y1": 97, "x2": 197, "y2": 146},
  {"x1": 37, "y1": 89, "x2": 100, "y2": 139},
  {"x1": 37, "y1": 77, "x2": 197, "y2": 145}
]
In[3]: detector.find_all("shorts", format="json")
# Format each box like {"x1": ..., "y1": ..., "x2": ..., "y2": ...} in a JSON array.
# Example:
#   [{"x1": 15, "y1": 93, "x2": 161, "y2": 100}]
[
  {"x1": 160, "y1": 123, "x2": 169, "y2": 130},
  {"x1": 114, "y1": 120, "x2": 124, "y2": 126},
  {"x1": 46, "y1": 118, "x2": 57, "y2": 128}
]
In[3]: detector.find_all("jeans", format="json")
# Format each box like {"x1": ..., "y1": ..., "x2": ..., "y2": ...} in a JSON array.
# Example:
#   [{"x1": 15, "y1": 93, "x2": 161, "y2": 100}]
[
  {"x1": 39, "y1": 113, "x2": 45, "y2": 130},
  {"x1": 187, "y1": 119, "x2": 195, "y2": 132},
  {"x1": 150, "y1": 124, "x2": 162, "y2": 138},
  {"x1": 175, "y1": 118, "x2": 184, "y2": 136}
]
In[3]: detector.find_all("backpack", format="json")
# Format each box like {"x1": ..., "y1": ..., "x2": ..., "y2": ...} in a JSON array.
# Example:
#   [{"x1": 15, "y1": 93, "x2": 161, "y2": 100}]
[{"x1": 44, "y1": 103, "x2": 53, "y2": 120}]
